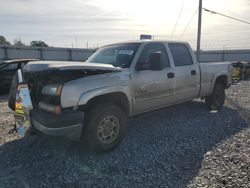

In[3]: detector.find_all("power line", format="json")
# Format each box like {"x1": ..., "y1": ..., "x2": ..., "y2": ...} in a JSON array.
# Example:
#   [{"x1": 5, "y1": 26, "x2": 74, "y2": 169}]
[
  {"x1": 170, "y1": 0, "x2": 185, "y2": 39},
  {"x1": 178, "y1": 24, "x2": 250, "y2": 34},
  {"x1": 182, "y1": 29, "x2": 250, "y2": 37},
  {"x1": 180, "y1": 25, "x2": 250, "y2": 37},
  {"x1": 180, "y1": 8, "x2": 198, "y2": 37},
  {"x1": 203, "y1": 8, "x2": 250, "y2": 25}
]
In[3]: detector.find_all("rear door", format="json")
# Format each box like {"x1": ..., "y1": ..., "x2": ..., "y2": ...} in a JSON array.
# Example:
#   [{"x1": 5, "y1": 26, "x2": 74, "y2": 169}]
[
  {"x1": 168, "y1": 43, "x2": 200, "y2": 101},
  {"x1": 131, "y1": 42, "x2": 176, "y2": 114}
]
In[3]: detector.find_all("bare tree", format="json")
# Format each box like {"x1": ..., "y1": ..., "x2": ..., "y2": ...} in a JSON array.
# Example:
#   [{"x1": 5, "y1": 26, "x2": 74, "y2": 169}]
[{"x1": 14, "y1": 39, "x2": 26, "y2": 47}]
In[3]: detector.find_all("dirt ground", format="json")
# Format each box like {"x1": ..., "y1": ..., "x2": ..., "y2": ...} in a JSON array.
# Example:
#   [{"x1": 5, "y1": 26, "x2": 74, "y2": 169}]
[{"x1": 0, "y1": 81, "x2": 249, "y2": 188}]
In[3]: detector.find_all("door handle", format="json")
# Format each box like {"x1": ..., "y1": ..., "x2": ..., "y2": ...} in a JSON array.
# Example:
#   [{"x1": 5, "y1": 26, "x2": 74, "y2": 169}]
[
  {"x1": 167, "y1": 72, "x2": 175, "y2": 78},
  {"x1": 191, "y1": 70, "x2": 196, "y2": 75}
]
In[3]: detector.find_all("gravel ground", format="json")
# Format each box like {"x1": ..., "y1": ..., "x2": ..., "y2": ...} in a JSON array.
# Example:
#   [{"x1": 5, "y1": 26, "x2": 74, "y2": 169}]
[{"x1": 0, "y1": 81, "x2": 249, "y2": 188}]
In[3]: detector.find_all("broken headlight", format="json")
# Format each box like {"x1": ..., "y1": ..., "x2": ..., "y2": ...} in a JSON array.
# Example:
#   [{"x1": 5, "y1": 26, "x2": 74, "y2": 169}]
[
  {"x1": 39, "y1": 84, "x2": 63, "y2": 114},
  {"x1": 42, "y1": 84, "x2": 63, "y2": 96}
]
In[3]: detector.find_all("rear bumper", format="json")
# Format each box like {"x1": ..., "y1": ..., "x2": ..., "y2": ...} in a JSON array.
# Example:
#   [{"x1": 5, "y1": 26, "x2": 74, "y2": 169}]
[{"x1": 30, "y1": 109, "x2": 84, "y2": 139}]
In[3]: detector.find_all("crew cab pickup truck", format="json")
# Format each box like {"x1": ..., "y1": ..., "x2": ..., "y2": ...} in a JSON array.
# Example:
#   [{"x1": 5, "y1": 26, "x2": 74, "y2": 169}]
[{"x1": 8, "y1": 40, "x2": 232, "y2": 151}]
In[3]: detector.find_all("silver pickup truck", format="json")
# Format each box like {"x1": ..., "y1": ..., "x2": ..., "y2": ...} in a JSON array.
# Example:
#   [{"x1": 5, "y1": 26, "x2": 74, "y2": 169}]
[{"x1": 9, "y1": 40, "x2": 232, "y2": 151}]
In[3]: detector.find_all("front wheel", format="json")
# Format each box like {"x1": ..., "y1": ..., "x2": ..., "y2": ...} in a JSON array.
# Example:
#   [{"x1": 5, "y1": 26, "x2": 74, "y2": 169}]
[
  {"x1": 205, "y1": 83, "x2": 225, "y2": 110},
  {"x1": 82, "y1": 103, "x2": 127, "y2": 152}
]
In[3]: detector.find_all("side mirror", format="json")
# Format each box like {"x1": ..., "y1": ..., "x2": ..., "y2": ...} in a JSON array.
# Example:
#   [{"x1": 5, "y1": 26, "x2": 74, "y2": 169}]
[{"x1": 149, "y1": 52, "x2": 163, "y2": 71}]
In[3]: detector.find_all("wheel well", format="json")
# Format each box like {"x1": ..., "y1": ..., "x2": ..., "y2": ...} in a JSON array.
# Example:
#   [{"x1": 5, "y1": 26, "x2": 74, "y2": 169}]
[
  {"x1": 215, "y1": 75, "x2": 228, "y2": 88},
  {"x1": 79, "y1": 92, "x2": 130, "y2": 116}
]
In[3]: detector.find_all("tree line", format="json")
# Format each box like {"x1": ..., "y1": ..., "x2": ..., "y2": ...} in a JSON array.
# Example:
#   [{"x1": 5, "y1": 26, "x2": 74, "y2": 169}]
[{"x1": 0, "y1": 36, "x2": 49, "y2": 47}]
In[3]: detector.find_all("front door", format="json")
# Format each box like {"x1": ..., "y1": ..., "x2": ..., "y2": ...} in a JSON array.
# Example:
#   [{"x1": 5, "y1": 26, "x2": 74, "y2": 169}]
[{"x1": 131, "y1": 43, "x2": 175, "y2": 114}]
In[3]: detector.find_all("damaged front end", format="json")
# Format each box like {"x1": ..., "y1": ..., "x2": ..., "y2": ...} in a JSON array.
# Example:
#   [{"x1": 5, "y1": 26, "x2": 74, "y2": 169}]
[
  {"x1": 8, "y1": 61, "x2": 121, "y2": 137},
  {"x1": 9, "y1": 70, "x2": 33, "y2": 136}
]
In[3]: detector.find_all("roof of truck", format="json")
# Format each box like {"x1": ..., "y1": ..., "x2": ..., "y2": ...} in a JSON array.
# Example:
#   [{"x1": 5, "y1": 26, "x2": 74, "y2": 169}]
[{"x1": 104, "y1": 40, "x2": 188, "y2": 46}]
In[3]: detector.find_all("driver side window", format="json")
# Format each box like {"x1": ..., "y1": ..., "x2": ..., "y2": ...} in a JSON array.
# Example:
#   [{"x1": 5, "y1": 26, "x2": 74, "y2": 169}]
[{"x1": 137, "y1": 43, "x2": 170, "y2": 70}]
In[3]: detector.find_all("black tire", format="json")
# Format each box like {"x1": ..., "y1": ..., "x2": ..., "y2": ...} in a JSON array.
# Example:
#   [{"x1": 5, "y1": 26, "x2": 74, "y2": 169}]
[
  {"x1": 82, "y1": 103, "x2": 127, "y2": 152},
  {"x1": 205, "y1": 83, "x2": 225, "y2": 110}
]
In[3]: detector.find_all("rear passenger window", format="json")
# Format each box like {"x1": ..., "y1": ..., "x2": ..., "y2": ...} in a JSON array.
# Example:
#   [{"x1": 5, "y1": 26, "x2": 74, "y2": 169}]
[{"x1": 169, "y1": 43, "x2": 193, "y2": 67}]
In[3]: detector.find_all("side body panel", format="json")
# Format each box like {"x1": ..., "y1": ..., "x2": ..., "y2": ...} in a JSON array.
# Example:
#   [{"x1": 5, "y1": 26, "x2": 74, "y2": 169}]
[
  {"x1": 131, "y1": 68, "x2": 176, "y2": 113},
  {"x1": 199, "y1": 62, "x2": 232, "y2": 97},
  {"x1": 61, "y1": 70, "x2": 133, "y2": 115},
  {"x1": 129, "y1": 42, "x2": 176, "y2": 114},
  {"x1": 167, "y1": 43, "x2": 201, "y2": 101}
]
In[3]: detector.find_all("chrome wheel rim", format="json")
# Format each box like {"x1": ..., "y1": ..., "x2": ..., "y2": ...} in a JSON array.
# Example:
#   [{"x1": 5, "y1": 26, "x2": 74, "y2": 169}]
[{"x1": 97, "y1": 115, "x2": 120, "y2": 144}]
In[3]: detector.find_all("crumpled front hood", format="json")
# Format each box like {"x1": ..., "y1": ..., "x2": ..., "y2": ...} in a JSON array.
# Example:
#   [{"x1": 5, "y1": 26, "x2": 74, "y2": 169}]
[{"x1": 23, "y1": 61, "x2": 122, "y2": 72}]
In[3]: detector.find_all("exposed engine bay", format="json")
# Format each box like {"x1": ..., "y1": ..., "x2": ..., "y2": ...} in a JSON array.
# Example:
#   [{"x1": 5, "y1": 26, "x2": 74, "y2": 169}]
[
  {"x1": 24, "y1": 69, "x2": 113, "y2": 107},
  {"x1": 8, "y1": 66, "x2": 119, "y2": 111}
]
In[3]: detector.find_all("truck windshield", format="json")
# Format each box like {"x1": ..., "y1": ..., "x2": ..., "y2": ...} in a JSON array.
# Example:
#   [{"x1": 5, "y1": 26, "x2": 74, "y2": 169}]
[{"x1": 87, "y1": 43, "x2": 140, "y2": 68}]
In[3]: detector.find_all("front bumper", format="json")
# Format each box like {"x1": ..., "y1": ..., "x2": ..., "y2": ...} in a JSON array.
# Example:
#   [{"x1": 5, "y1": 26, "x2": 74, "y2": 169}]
[{"x1": 30, "y1": 109, "x2": 84, "y2": 139}]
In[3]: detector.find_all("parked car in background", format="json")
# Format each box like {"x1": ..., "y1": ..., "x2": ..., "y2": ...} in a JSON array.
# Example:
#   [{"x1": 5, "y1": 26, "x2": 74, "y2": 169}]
[
  {"x1": 231, "y1": 61, "x2": 250, "y2": 82},
  {"x1": 0, "y1": 59, "x2": 38, "y2": 92}
]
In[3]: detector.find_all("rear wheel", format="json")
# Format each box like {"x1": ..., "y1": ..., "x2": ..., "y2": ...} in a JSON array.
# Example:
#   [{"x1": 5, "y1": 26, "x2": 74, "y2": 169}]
[
  {"x1": 82, "y1": 103, "x2": 127, "y2": 152},
  {"x1": 205, "y1": 83, "x2": 225, "y2": 110}
]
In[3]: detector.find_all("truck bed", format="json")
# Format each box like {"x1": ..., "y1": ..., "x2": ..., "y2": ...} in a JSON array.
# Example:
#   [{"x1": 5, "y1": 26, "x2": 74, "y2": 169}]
[{"x1": 199, "y1": 62, "x2": 232, "y2": 97}]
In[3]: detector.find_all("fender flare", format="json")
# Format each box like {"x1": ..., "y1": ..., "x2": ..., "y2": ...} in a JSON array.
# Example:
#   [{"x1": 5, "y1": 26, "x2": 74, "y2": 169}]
[
  {"x1": 77, "y1": 86, "x2": 133, "y2": 115},
  {"x1": 209, "y1": 72, "x2": 228, "y2": 95}
]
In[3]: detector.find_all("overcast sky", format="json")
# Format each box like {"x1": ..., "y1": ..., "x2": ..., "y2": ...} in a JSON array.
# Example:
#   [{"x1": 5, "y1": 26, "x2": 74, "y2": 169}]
[{"x1": 1, "y1": 0, "x2": 250, "y2": 49}]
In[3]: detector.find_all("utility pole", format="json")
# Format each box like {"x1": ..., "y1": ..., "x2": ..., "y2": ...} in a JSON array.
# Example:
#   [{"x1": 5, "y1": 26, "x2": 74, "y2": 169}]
[
  {"x1": 196, "y1": 0, "x2": 202, "y2": 62},
  {"x1": 75, "y1": 36, "x2": 78, "y2": 48}
]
